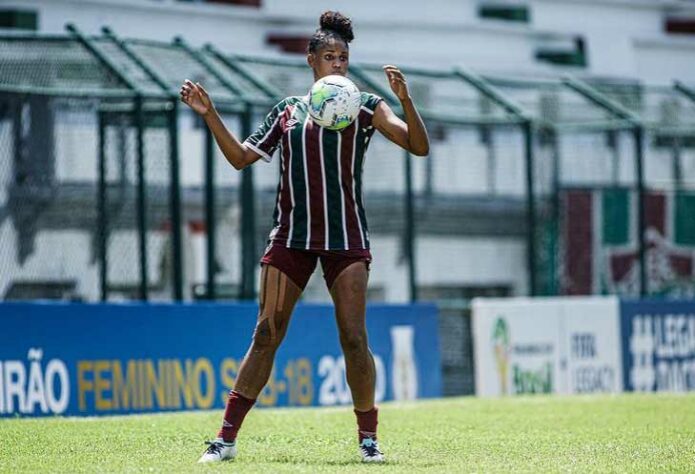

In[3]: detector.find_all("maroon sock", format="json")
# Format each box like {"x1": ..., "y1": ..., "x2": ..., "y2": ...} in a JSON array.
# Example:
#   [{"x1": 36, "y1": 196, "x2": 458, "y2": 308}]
[
  {"x1": 217, "y1": 390, "x2": 256, "y2": 442},
  {"x1": 354, "y1": 406, "x2": 378, "y2": 442}
]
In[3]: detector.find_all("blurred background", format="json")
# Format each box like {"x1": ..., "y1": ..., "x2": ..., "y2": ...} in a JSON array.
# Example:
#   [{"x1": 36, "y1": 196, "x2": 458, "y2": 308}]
[{"x1": 1, "y1": 0, "x2": 695, "y2": 305}]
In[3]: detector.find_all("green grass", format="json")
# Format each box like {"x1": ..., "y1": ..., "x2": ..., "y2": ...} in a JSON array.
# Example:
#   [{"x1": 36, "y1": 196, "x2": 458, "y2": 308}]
[{"x1": 1, "y1": 394, "x2": 695, "y2": 473}]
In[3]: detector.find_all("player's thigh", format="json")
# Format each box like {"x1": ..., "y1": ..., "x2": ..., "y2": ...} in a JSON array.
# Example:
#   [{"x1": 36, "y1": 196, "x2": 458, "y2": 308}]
[
  {"x1": 255, "y1": 264, "x2": 303, "y2": 344},
  {"x1": 328, "y1": 261, "x2": 369, "y2": 335}
]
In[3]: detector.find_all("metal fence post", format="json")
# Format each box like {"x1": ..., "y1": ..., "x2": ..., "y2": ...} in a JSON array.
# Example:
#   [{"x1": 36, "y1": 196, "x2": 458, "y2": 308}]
[
  {"x1": 673, "y1": 136, "x2": 683, "y2": 191},
  {"x1": 404, "y1": 149, "x2": 418, "y2": 302},
  {"x1": 523, "y1": 120, "x2": 538, "y2": 296},
  {"x1": 550, "y1": 128, "x2": 561, "y2": 296},
  {"x1": 634, "y1": 126, "x2": 647, "y2": 296},
  {"x1": 205, "y1": 125, "x2": 216, "y2": 300},
  {"x1": 240, "y1": 105, "x2": 257, "y2": 300},
  {"x1": 97, "y1": 110, "x2": 108, "y2": 302},
  {"x1": 169, "y1": 100, "x2": 184, "y2": 301},
  {"x1": 134, "y1": 95, "x2": 149, "y2": 301}
]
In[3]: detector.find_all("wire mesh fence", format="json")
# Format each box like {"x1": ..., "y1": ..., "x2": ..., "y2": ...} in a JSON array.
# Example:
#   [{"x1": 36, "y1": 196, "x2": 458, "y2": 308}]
[
  {"x1": 1, "y1": 30, "x2": 694, "y2": 302},
  {"x1": 1, "y1": 94, "x2": 98, "y2": 300},
  {"x1": 0, "y1": 36, "x2": 127, "y2": 95},
  {"x1": 101, "y1": 105, "x2": 139, "y2": 300}
]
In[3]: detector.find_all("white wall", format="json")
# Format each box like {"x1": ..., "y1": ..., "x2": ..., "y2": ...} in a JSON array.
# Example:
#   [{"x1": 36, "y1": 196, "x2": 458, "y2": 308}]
[
  {"x1": 6, "y1": 0, "x2": 695, "y2": 81},
  {"x1": 531, "y1": 0, "x2": 664, "y2": 77},
  {"x1": 262, "y1": 0, "x2": 478, "y2": 26},
  {"x1": 417, "y1": 236, "x2": 528, "y2": 295},
  {"x1": 634, "y1": 37, "x2": 695, "y2": 85},
  {"x1": 0, "y1": 222, "x2": 100, "y2": 300},
  {"x1": 302, "y1": 235, "x2": 527, "y2": 303},
  {"x1": 8, "y1": 0, "x2": 268, "y2": 52},
  {"x1": 354, "y1": 22, "x2": 541, "y2": 72}
]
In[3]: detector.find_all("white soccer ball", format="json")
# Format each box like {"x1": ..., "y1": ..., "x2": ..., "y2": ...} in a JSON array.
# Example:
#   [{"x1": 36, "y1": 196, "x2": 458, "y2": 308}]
[{"x1": 307, "y1": 75, "x2": 362, "y2": 131}]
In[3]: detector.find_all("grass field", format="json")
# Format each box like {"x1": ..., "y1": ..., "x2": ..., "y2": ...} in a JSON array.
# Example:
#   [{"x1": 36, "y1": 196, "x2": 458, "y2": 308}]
[{"x1": 1, "y1": 394, "x2": 694, "y2": 473}]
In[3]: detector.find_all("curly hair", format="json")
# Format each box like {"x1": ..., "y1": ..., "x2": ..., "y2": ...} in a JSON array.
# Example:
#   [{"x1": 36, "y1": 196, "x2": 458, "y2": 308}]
[{"x1": 308, "y1": 11, "x2": 354, "y2": 53}]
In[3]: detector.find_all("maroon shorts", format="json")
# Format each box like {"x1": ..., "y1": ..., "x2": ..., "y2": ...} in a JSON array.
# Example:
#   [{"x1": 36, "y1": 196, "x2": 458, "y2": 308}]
[{"x1": 260, "y1": 244, "x2": 372, "y2": 290}]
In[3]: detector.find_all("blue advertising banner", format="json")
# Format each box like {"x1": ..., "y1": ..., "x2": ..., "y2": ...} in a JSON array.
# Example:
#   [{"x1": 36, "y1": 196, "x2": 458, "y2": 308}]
[
  {"x1": 620, "y1": 300, "x2": 695, "y2": 392},
  {"x1": 0, "y1": 302, "x2": 440, "y2": 417}
]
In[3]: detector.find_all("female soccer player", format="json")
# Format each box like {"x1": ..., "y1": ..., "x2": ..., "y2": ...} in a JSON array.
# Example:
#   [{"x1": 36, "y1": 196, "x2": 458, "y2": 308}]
[{"x1": 181, "y1": 10, "x2": 429, "y2": 464}]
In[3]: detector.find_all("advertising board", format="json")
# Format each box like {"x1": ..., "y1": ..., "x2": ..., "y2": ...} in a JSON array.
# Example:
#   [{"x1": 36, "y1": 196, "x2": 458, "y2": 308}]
[
  {"x1": 0, "y1": 302, "x2": 441, "y2": 416},
  {"x1": 472, "y1": 297, "x2": 621, "y2": 396},
  {"x1": 621, "y1": 300, "x2": 695, "y2": 392}
]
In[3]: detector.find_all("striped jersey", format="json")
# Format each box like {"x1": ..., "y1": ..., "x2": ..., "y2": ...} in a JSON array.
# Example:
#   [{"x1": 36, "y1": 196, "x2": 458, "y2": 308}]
[{"x1": 244, "y1": 92, "x2": 383, "y2": 251}]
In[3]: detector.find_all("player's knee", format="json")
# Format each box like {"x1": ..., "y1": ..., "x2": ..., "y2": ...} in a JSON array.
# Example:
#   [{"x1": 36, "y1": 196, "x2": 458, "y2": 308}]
[
  {"x1": 339, "y1": 330, "x2": 368, "y2": 354},
  {"x1": 252, "y1": 319, "x2": 281, "y2": 351}
]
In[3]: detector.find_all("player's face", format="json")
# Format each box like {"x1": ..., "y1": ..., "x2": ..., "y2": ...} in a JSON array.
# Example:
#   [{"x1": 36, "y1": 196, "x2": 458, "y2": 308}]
[{"x1": 308, "y1": 39, "x2": 349, "y2": 80}]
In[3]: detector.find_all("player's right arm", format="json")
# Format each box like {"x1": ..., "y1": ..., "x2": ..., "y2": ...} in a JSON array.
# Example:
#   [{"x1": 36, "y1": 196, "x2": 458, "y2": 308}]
[{"x1": 180, "y1": 79, "x2": 262, "y2": 170}]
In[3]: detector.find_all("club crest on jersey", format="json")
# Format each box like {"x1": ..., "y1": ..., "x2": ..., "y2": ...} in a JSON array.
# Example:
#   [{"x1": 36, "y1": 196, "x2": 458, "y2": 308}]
[{"x1": 284, "y1": 118, "x2": 300, "y2": 131}]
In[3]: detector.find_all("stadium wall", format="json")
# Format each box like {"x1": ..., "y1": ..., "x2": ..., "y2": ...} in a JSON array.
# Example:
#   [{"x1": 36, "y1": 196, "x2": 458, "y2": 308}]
[{"x1": 0, "y1": 302, "x2": 441, "y2": 417}]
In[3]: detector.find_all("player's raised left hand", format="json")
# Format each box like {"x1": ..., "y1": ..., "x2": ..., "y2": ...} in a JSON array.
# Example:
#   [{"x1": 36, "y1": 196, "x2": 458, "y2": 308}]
[{"x1": 383, "y1": 65, "x2": 411, "y2": 102}]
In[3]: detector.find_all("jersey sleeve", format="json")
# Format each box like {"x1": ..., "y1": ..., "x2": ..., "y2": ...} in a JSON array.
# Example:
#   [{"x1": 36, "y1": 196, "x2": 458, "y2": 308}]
[
  {"x1": 360, "y1": 92, "x2": 383, "y2": 114},
  {"x1": 243, "y1": 99, "x2": 286, "y2": 163}
]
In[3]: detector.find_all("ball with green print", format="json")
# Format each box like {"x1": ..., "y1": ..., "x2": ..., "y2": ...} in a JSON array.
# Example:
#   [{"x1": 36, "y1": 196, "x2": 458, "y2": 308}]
[{"x1": 307, "y1": 75, "x2": 361, "y2": 131}]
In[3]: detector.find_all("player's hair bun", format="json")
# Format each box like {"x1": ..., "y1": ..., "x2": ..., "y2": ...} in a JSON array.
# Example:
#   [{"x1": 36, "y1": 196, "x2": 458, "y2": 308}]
[{"x1": 319, "y1": 11, "x2": 354, "y2": 43}]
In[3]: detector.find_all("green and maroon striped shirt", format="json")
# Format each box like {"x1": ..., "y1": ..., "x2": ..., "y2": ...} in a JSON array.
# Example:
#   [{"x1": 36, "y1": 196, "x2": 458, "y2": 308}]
[{"x1": 244, "y1": 92, "x2": 383, "y2": 250}]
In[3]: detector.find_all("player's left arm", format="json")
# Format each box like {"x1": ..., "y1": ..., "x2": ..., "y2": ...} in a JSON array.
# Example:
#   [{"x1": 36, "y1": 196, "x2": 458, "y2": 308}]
[{"x1": 372, "y1": 65, "x2": 430, "y2": 157}]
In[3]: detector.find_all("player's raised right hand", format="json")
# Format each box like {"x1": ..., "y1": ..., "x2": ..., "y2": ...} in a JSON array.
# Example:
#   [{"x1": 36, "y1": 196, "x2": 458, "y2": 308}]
[{"x1": 180, "y1": 79, "x2": 213, "y2": 116}]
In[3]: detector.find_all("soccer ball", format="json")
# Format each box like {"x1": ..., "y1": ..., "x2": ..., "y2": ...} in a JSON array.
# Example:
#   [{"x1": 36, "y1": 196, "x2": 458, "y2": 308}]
[{"x1": 307, "y1": 75, "x2": 362, "y2": 130}]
